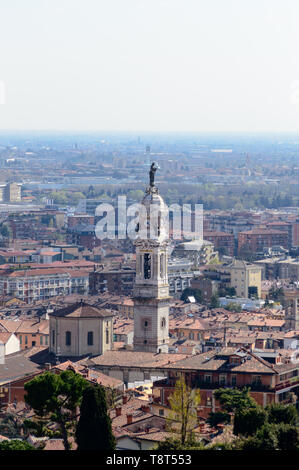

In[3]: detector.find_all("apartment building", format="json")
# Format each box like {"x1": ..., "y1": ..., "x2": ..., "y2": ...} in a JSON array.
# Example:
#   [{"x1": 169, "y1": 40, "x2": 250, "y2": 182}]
[
  {"x1": 266, "y1": 221, "x2": 292, "y2": 249},
  {"x1": 203, "y1": 230, "x2": 235, "y2": 257},
  {"x1": 152, "y1": 347, "x2": 299, "y2": 417},
  {"x1": 0, "y1": 268, "x2": 89, "y2": 303},
  {"x1": 238, "y1": 229, "x2": 289, "y2": 255},
  {"x1": 66, "y1": 224, "x2": 101, "y2": 250},
  {"x1": 89, "y1": 267, "x2": 136, "y2": 295},
  {"x1": 198, "y1": 260, "x2": 262, "y2": 299}
]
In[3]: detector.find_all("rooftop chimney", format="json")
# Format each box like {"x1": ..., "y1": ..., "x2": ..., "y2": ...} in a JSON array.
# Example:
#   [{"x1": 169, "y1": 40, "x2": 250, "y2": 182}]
[
  {"x1": 122, "y1": 395, "x2": 128, "y2": 404},
  {"x1": 126, "y1": 413, "x2": 133, "y2": 425},
  {"x1": 81, "y1": 367, "x2": 89, "y2": 379},
  {"x1": 115, "y1": 406, "x2": 122, "y2": 417},
  {"x1": 141, "y1": 405, "x2": 150, "y2": 413}
]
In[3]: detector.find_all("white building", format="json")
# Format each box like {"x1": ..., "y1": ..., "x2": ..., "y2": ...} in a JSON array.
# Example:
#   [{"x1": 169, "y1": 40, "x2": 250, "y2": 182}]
[
  {"x1": 0, "y1": 333, "x2": 20, "y2": 356},
  {"x1": 0, "y1": 269, "x2": 89, "y2": 304}
]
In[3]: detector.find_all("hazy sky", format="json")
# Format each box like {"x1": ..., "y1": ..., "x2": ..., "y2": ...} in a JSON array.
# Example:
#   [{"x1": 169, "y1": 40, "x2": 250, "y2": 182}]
[{"x1": 1, "y1": 0, "x2": 299, "y2": 132}]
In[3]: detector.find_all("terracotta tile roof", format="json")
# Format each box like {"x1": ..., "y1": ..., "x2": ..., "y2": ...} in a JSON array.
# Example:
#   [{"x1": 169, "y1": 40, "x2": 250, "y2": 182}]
[
  {"x1": 208, "y1": 426, "x2": 236, "y2": 446},
  {"x1": 0, "y1": 320, "x2": 20, "y2": 333},
  {"x1": 53, "y1": 360, "x2": 124, "y2": 389},
  {"x1": 113, "y1": 321, "x2": 134, "y2": 335},
  {"x1": 161, "y1": 347, "x2": 276, "y2": 374},
  {"x1": 134, "y1": 430, "x2": 173, "y2": 442},
  {"x1": 90, "y1": 351, "x2": 191, "y2": 368},
  {"x1": 284, "y1": 330, "x2": 299, "y2": 338},
  {"x1": 42, "y1": 439, "x2": 66, "y2": 451},
  {"x1": 43, "y1": 438, "x2": 77, "y2": 450},
  {"x1": 0, "y1": 319, "x2": 49, "y2": 335},
  {"x1": 247, "y1": 319, "x2": 284, "y2": 327},
  {"x1": 0, "y1": 332, "x2": 14, "y2": 344},
  {"x1": 50, "y1": 302, "x2": 114, "y2": 319},
  {"x1": 110, "y1": 397, "x2": 152, "y2": 428},
  {"x1": 0, "y1": 267, "x2": 90, "y2": 278}
]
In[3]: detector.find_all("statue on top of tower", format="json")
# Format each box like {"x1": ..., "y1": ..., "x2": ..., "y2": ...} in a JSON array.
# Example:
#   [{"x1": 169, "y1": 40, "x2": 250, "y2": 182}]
[{"x1": 149, "y1": 162, "x2": 158, "y2": 187}]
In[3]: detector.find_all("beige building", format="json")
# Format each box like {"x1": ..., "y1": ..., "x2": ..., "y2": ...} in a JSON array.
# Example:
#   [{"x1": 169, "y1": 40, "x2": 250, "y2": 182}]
[
  {"x1": 227, "y1": 259, "x2": 262, "y2": 298},
  {"x1": 49, "y1": 301, "x2": 114, "y2": 358}
]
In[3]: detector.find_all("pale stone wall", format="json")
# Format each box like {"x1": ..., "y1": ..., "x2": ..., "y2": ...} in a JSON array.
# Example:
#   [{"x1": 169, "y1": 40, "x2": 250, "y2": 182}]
[
  {"x1": 49, "y1": 315, "x2": 113, "y2": 357},
  {"x1": 5, "y1": 334, "x2": 20, "y2": 355}
]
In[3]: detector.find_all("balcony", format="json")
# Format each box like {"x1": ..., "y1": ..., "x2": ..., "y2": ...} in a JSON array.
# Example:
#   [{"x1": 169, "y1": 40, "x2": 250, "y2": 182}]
[
  {"x1": 275, "y1": 376, "x2": 299, "y2": 392},
  {"x1": 191, "y1": 378, "x2": 272, "y2": 392}
]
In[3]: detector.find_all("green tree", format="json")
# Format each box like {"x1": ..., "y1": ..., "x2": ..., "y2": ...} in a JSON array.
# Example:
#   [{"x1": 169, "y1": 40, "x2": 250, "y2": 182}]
[
  {"x1": 180, "y1": 288, "x2": 203, "y2": 303},
  {"x1": 168, "y1": 375, "x2": 201, "y2": 445},
  {"x1": 241, "y1": 423, "x2": 278, "y2": 451},
  {"x1": 24, "y1": 370, "x2": 88, "y2": 451},
  {"x1": 268, "y1": 287, "x2": 285, "y2": 305},
  {"x1": 210, "y1": 293, "x2": 220, "y2": 309},
  {"x1": 275, "y1": 423, "x2": 299, "y2": 451},
  {"x1": 205, "y1": 442, "x2": 236, "y2": 451},
  {"x1": 105, "y1": 386, "x2": 119, "y2": 410},
  {"x1": 75, "y1": 385, "x2": 116, "y2": 451},
  {"x1": 207, "y1": 411, "x2": 231, "y2": 427},
  {"x1": 225, "y1": 302, "x2": 242, "y2": 313},
  {"x1": 0, "y1": 412, "x2": 24, "y2": 438},
  {"x1": 233, "y1": 406, "x2": 267, "y2": 436},
  {"x1": 0, "y1": 440, "x2": 36, "y2": 450},
  {"x1": 213, "y1": 388, "x2": 257, "y2": 414},
  {"x1": 266, "y1": 403, "x2": 298, "y2": 426},
  {"x1": 218, "y1": 287, "x2": 236, "y2": 297},
  {"x1": 23, "y1": 418, "x2": 62, "y2": 438}
]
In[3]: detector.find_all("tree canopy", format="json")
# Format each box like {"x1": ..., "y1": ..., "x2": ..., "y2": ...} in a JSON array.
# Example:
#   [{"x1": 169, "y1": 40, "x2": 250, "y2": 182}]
[
  {"x1": 213, "y1": 387, "x2": 257, "y2": 413},
  {"x1": 168, "y1": 375, "x2": 201, "y2": 445},
  {"x1": 24, "y1": 370, "x2": 88, "y2": 450},
  {"x1": 75, "y1": 384, "x2": 116, "y2": 451},
  {"x1": 0, "y1": 440, "x2": 36, "y2": 451}
]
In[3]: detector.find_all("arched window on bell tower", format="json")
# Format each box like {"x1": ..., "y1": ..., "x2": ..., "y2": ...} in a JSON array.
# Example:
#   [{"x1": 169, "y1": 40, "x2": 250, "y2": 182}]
[{"x1": 144, "y1": 253, "x2": 151, "y2": 279}]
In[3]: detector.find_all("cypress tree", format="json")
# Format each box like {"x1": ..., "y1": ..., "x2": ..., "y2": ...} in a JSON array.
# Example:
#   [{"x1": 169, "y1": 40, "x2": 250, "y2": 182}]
[{"x1": 75, "y1": 384, "x2": 116, "y2": 451}]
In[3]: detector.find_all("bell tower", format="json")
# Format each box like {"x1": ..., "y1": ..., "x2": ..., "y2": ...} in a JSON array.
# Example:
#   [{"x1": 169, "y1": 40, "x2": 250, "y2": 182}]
[{"x1": 133, "y1": 163, "x2": 170, "y2": 353}]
